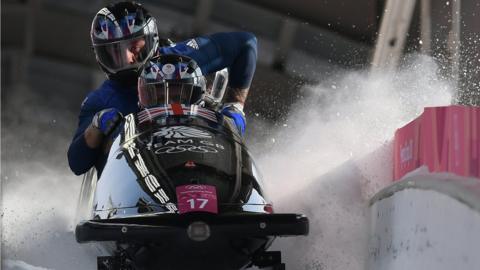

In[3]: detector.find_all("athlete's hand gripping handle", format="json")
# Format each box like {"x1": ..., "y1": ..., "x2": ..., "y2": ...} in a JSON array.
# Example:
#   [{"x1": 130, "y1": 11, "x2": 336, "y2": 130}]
[
  {"x1": 221, "y1": 103, "x2": 246, "y2": 136},
  {"x1": 91, "y1": 108, "x2": 124, "y2": 137}
]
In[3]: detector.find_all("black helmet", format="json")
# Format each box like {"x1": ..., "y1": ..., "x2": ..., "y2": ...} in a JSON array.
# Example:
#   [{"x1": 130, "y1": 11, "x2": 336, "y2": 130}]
[
  {"x1": 90, "y1": 1, "x2": 158, "y2": 82},
  {"x1": 138, "y1": 55, "x2": 206, "y2": 108}
]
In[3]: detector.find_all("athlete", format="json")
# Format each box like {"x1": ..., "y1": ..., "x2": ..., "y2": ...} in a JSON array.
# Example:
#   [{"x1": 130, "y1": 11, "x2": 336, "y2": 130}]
[{"x1": 67, "y1": 1, "x2": 257, "y2": 176}]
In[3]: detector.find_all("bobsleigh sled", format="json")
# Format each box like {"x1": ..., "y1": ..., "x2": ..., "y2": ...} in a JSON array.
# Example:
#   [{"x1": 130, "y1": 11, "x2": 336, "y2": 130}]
[{"x1": 74, "y1": 67, "x2": 309, "y2": 270}]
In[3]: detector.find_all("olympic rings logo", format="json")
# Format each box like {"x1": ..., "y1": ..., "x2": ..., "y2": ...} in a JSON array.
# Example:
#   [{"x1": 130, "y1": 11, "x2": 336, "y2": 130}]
[{"x1": 154, "y1": 145, "x2": 219, "y2": 154}]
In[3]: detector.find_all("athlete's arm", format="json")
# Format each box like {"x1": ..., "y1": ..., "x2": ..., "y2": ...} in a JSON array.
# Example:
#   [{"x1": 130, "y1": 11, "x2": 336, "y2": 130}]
[
  {"x1": 67, "y1": 94, "x2": 103, "y2": 175},
  {"x1": 160, "y1": 32, "x2": 258, "y2": 106},
  {"x1": 211, "y1": 32, "x2": 257, "y2": 106}
]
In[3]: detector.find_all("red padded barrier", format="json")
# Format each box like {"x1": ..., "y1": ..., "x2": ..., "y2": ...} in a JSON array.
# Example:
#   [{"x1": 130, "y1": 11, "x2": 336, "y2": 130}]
[{"x1": 394, "y1": 106, "x2": 480, "y2": 180}]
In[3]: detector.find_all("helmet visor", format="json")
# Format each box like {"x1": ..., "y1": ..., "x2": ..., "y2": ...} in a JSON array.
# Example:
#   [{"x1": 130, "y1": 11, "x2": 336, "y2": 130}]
[
  {"x1": 93, "y1": 35, "x2": 156, "y2": 73},
  {"x1": 138, "y1": 81, "x2": 205, "y2": 107}
]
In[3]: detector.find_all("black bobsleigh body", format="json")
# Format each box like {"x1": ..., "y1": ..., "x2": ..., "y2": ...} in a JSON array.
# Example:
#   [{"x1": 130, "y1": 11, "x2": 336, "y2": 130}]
[{"x1": 75, "y1": 104, "x2": 309, "y2": 270}]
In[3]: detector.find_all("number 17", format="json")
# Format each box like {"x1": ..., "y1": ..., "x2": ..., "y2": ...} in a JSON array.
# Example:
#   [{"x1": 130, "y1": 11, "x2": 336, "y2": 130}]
[{"x1": 187, "y1": 198, "x2": 209, "y2": 209}]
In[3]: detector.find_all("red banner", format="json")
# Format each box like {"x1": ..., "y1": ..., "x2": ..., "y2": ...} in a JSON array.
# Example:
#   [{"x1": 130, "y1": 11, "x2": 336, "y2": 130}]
[{"x1": 394, "y1": 105, "x2": 480, "y2": 180}]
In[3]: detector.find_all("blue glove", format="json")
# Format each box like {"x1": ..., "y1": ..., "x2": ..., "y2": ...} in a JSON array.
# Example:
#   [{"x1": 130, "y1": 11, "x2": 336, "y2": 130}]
[
  {"x1": 221, "y1": 104, "x2": 246, "y2": 135},
  {"x1": 91, "y1": 108, "x2": 123, "y2": 137}
]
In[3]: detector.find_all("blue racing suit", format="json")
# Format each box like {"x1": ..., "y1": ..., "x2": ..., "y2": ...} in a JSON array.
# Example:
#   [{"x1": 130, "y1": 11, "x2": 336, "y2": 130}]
[{"x1": 68, "y1": 32, "x2": 257, "y2": 175}]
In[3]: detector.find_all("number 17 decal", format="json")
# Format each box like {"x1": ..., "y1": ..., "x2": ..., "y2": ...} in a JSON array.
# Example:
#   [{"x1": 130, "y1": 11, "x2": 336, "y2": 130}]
[
  {"x1": 187, "y1": 198, "x2": 209, "y2": 209},
  {"x1": 176, "y1": 185, "x2": 218, "y2": 214}
]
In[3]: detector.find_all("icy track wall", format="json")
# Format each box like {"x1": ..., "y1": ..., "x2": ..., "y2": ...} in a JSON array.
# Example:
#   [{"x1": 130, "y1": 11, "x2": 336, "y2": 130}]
[
  {"x1": 368, "y1": 172, "x2": 480, "y2": 270},
  {"x1": 1, "y1": 55, "x2": 452, "y2": 270},
  {"x1": 249, "y1": 55, "x2": 453, "y2": 270}
]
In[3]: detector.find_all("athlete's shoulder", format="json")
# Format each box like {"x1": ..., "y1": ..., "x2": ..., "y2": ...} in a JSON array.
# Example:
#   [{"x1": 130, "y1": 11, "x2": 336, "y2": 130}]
[{"x1": 159, "y1": 37, "x2": 207, "y2": 55}]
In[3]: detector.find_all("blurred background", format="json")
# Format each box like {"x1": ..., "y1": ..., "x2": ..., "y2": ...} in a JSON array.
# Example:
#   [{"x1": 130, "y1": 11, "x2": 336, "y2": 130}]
[{"x1": 1, "y1": 0, "x2": 480, "y2": 269}]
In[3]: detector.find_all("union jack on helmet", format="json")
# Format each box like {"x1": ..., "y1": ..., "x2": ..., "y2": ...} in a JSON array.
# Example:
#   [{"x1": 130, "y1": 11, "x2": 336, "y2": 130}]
[{"x1": 138, "y1": 55, "x2": 207, "y2": 108}]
